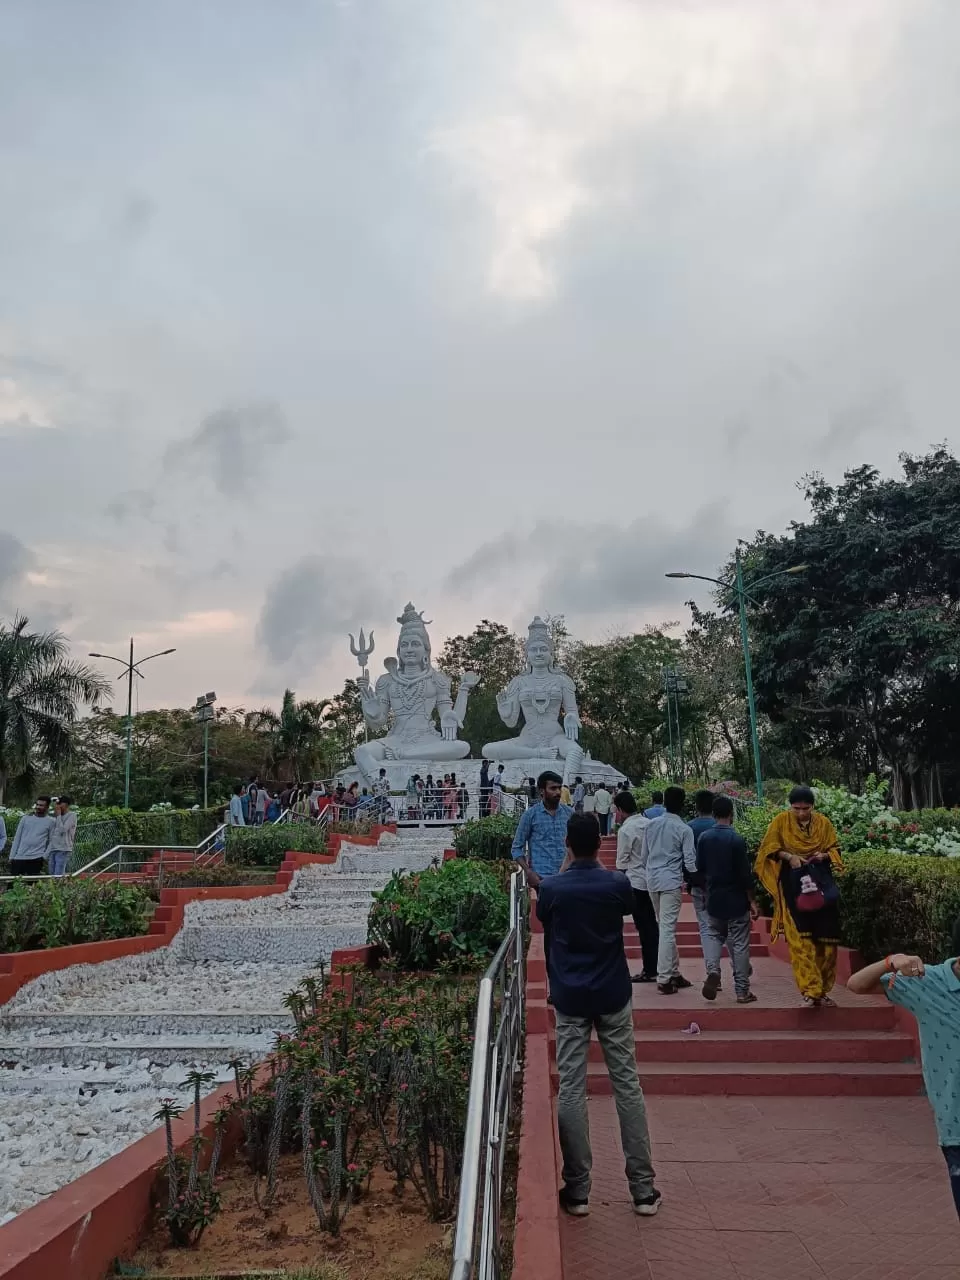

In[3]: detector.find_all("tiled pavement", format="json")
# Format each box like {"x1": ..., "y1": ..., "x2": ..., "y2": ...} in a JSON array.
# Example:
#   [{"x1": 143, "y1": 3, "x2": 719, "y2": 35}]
[{"x1": 558, "y1": 1095, "x2": 960, "y2": 1279}]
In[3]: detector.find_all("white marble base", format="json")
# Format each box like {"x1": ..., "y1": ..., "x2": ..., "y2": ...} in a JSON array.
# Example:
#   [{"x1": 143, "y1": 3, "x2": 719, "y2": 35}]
[{"x1": 335, "y1": 756, "x2": 627, "y2": 801}]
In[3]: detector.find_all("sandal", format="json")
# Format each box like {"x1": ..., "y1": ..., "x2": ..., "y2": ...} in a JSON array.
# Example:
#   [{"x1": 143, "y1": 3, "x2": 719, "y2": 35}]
[
  {"x1": 801, "y1": 995, "x2": 821, "y2": 1008},
  {"x1": 820, "y1": 995, "x2": 837, "y2": 1008}
]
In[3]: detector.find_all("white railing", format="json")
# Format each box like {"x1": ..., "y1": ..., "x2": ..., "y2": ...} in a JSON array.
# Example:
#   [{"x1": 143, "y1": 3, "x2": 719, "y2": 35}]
[{"x1": 449, "y1": 870, "x2": 528, "y2": 1280}]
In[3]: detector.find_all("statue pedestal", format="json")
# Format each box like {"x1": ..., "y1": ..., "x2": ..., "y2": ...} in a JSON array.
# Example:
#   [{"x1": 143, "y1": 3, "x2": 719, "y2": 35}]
[{"x1": 334, "y1": 756, "x2": 626, "y2": 811}]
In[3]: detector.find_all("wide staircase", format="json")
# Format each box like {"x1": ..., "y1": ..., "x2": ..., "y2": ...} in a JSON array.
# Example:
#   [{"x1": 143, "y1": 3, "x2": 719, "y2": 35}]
[{"x1": 531, "y1": 834, "x2": 923, "y2": 1096}]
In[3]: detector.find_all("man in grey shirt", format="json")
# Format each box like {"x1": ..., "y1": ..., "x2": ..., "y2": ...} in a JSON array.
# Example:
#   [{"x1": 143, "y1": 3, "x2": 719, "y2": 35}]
[
  {"x1": 641, "y1": 786, "x2": 698, "y2": 993},
  {"x1": 49, "y1": 795, "x2": 78, "y2": 876},
  {"x1": 9, "y1": 796, "x2": 55, "y2": 876}
]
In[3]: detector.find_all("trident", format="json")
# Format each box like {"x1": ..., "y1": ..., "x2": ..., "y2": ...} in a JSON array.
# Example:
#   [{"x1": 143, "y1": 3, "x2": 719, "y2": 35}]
[{"x1": 349, "y1": 628, "x2": 375, "y2": 681}]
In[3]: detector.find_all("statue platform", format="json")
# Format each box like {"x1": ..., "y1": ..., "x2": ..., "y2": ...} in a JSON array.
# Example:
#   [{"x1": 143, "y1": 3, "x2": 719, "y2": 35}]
[{"x1": 334, "y1": 756, "x2": 627, "y2": 804}]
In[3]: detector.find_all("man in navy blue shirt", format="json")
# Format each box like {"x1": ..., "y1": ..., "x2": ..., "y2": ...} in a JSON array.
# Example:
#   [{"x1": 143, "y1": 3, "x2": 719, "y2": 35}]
[
  {"x1": 696, "y1": 795, "x2": 758, "y2": 1004},
  {"x1": 537, "y1": 814, "x2": 661, "y2": 1219}
]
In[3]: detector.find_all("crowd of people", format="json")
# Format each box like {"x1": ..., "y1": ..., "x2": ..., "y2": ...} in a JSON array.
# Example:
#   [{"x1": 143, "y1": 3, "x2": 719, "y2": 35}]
[{"x1": 514, "y1": 772, "x2": 960, "y2": 1222}]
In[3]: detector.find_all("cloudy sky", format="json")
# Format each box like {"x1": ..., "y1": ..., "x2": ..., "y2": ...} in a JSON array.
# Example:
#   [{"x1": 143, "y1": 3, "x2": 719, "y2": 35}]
[{"x1": 2, "y1": 0, "x2": 958, "y2": 713}]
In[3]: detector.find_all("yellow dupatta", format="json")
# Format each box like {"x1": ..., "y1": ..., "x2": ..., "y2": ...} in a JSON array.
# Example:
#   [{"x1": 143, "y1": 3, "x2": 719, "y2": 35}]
[{"x1": 755, "y1": 810, "x2": 842, "y2": 942}]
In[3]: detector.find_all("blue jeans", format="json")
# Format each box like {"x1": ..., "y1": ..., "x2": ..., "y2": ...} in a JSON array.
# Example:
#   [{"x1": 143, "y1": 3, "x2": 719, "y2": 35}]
[
  {"x1": 49, "y1": 850, "x2": 71, "y2": 877},
  {"x1": 944, "y1": 1145, "x2": 960, "y2": 1220}
]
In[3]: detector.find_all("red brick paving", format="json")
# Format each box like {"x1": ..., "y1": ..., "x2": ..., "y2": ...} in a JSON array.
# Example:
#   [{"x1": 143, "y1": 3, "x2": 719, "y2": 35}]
[{"x1": 558, "y1": 1094, "x2": 959, "y2": 1279}]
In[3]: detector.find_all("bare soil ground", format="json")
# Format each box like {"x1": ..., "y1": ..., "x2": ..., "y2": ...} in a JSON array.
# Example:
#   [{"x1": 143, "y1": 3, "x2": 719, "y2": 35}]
[{"x1": 128, "y1": 1154, "x2": 448, "y2": 1280}]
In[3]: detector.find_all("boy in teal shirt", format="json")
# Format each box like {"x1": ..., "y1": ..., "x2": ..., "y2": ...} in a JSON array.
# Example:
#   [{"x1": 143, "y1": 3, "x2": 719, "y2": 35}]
[{"x1": 847, "y1": 916, "x2": 960, "y2": 1219}]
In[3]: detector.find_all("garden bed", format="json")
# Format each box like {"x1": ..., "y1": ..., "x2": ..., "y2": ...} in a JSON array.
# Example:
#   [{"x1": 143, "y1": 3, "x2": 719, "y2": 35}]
[{"x1": 128, "y1": 1155, "x2": 448, "y2": 1280}]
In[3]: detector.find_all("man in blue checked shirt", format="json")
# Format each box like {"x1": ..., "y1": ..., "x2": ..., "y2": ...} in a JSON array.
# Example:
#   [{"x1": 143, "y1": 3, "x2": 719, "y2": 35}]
[
  {"x1": 512, "y1": 770, "x2": 574, "y2": 1005},
  {"x1": 511, "y1": 770, "x2": 573, "y2": 887}
]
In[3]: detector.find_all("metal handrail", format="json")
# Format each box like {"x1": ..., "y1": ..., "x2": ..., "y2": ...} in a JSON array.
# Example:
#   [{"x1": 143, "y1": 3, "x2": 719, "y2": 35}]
[{"x1": 449, "y1": 869, "x2": 528, "y2": 1280}]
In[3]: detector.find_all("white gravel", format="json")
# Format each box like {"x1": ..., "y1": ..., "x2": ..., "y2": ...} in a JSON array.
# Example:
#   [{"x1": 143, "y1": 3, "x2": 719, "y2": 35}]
[{"x1": 0, "y1": 829, "x2": 449, "y2": 1223}]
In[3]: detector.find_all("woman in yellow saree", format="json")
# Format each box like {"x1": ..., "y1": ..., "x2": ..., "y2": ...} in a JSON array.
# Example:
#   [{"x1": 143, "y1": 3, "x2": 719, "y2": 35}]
[{"x1": 755, "y1": 786, "x2": 843, "y2": 1007}]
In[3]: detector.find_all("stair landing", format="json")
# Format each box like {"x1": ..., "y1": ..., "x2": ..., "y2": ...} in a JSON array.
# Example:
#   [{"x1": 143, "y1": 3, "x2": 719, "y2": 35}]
[{"x1": 559, "y1": 1095, "x2": 959, "y2": 1280}]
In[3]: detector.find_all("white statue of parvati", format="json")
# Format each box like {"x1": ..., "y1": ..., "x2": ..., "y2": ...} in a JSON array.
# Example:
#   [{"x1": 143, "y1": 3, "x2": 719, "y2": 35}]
[
  {"x1": 483, "y1": 616, "x2": 585, "y2": 784},
  {"x1": 353, "y1": 604, "x2": 478, "y2": 779}
]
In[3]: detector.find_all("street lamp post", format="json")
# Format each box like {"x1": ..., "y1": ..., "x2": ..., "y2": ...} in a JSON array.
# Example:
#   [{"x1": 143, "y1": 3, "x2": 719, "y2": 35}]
[
  {"x1": 88, "y1": 640, "x2": 177, "y2": 808},
  {"x1": 665, "y1": 557, "x2": 806, "y2": 801},
  {"x1": 195, "y1": 693, "x2": 217, "y2": 809}
]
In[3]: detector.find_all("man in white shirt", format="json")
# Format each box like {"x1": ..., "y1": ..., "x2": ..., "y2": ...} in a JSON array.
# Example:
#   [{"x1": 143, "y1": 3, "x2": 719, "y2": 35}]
[
  {"x1": 593, "y1": 785, "x2": 613, "y2": 836},
  {"x1": 642, "y1": 786, "x2": 698, "y2": 994},
  {"x1": 227, "y1": 784, "x2": 246, "y2": 826},
  {"x1": 614, "y1": 791, "x2": 659, "y2": 983}
]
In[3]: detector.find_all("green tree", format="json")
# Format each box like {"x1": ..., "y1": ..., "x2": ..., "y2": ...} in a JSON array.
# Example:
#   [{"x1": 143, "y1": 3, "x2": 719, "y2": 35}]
[
  {"x1": 740, "y1": 447, "x2": 960, "y2": 807},
  {"x1": 565, "y1": 629, "x2": 689, "y2": 780},
  {"x1": 0, "y1": 614, "x2": 109, "y2": 804},
  {"x1": 437, "y1": 620, "x2": 524, "y2": 755},
  {"x1": 246, "y1": 689, "x2": 338, "y2": 782}
]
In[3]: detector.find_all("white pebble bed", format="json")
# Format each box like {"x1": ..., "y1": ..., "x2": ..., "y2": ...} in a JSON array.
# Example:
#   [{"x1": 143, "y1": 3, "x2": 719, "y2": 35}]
[{"x1": 0, "y1": 828, "x2": 450, "y2": 1224}]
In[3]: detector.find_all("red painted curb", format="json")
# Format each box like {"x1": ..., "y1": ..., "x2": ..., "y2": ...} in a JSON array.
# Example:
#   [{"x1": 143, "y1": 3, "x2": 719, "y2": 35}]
[{"x1": 0, "y1": 1064, "x2": 272, "y2": 1280}]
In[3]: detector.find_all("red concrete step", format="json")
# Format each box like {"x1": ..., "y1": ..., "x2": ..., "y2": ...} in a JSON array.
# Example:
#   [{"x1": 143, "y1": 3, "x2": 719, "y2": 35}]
[
  {"x1": 526, "y1": 995, "x2": 898, "y2": 1033},
  {"x1": 550, "y1": 1060, "x2": 925, "y2": 1096},
  {"x1": 546, "y1": 1027, "x2": 916, "y2": 1065},
  {"x1": 622, "y1": 944, "x2": 770, "y2": 958}
]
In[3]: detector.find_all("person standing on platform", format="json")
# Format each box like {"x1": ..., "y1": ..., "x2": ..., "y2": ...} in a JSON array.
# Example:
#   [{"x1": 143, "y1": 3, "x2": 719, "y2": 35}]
[
  {"x1": 9, "y1": 796, "x2": 55, "y2": 875},
  {"x1": 49, "y1": 795, "x2": 78, "y2": 877},
  {"x1": 537, "y1": 814, "x2": 661, "y2": 1219},
  {"x1": 614, "y1": 790, "x2": 658, "y2": 984},
  {"x1": 642, "y1": 786, "x2": 697, "y2": 994},
  {"x1": 593, "y1": 783, "x2": 613, "y2": 836}
]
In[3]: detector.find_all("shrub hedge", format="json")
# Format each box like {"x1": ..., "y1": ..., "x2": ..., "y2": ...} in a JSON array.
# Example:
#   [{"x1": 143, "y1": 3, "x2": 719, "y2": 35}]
[
  {"x1": 452, "y1": 813, "x2": 519, "y2": 861},
  {"x1": 367, "y1": 859, "x2": 509, "y2": 970},
  {"x1": 837, "y1": 853, "x2": 960, "y2": 963},
  {"x1": 225, "y1": 823, "x2": 327, "y2": 867},
  {"x1": 0, "y1": 879, "x2": 154, "y2": 952}
]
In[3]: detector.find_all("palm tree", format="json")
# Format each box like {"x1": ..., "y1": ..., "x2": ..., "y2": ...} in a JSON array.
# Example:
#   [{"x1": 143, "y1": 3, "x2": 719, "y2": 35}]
[
  {"x1": 0, "y1": 614, "x2": 110, "y2": 804},
  {"x1": 245, "y1": 688, "x2": 337, "y2": 782}
]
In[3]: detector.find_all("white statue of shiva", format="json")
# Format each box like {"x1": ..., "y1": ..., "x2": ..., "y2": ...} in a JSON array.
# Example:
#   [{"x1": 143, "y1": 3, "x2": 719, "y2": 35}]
[
  {"x1": 482, "y1": 616, "x2": 585, "y2": 785},
  {"x1": 353, "y1": 604, "x2": 478, "y2": 780}
]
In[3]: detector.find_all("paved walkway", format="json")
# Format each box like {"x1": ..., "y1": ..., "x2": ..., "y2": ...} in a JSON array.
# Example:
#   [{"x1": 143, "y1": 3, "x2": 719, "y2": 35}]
[
  {"x1": 559, "y1": 1095, "x2": 959, "y2": 1279},
  {"x1": 547, "y1": 835, "x2": 958, "y2": 1277}
]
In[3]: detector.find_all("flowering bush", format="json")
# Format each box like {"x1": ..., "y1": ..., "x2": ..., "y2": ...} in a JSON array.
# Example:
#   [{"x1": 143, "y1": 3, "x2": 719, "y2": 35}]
[
  {"x1": 230, "y1": 968, "x2": 478, "y2": 1233},
  {"x1": 367, "y1": 859, "x2": 509, "y2": 970}
]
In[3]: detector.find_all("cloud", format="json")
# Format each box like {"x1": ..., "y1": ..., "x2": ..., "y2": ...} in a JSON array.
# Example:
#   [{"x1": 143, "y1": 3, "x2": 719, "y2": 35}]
[
  {"x1": 104, "y1": 489, "x2": 157, "y2": 523},
  {"x1": 164, "y1": 403, "x2": 291, "y2": 497},
  {"x1": 255, "y1": 556, "x2": 393, "y2": 677},
  {"x1": 0, "y1": 530, "x2": 34, "y2": 595},
  {"x1": 0, "y1": 377, "x2": 51, "y2": 429},
  {"x1": 445, "y1": 503, "x2": 737, "y2": 618}
]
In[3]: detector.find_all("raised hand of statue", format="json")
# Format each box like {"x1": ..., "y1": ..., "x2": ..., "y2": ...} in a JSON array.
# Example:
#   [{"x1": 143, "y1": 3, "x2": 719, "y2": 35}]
[
  {"x1": 460, "y1": 671, "x2": 480, "y2": 691},
  {"x1": 440, "y1": 711, "x2": 459, "y2": 742},
  {"x1": 564, "y1": 712, "x2": 581, "y2": 741}
]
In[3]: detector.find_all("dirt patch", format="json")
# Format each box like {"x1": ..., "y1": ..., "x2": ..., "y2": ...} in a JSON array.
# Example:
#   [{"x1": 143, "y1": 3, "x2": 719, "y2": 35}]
[{"x1": 128, "y1": 1154, "x2": 448, "y2": 1280}]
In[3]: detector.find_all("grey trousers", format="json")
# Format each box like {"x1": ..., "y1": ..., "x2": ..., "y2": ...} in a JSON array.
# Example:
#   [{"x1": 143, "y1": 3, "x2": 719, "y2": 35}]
[
  {"x1": 555, "y1": 999, "x2": 656, "y2": 1202},
  {"x1": 702, "y1": 911, "x2": 752, "y2": 997}
]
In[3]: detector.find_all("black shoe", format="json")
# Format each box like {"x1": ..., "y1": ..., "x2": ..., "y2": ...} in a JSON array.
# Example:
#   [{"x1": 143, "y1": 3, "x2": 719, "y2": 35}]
[
  {"x1": 657, "y1": 979, "x2": 678, "y2": 995},
  {"x1": 702, "y1": 972, "x2": 721, "y2": 1001},
  {"x1": 633, "y1": 1189, "x2": 662, "y2": 1217},
  {"x1": 631, "y1": 971, "x2": 658, "y2": 984},
  {"x1": 673, "y1": 975, "x2": 692, "y2": 989},
  {"x1": 559, "y1": 1187, "x2": 589, "y2": 1217}
]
